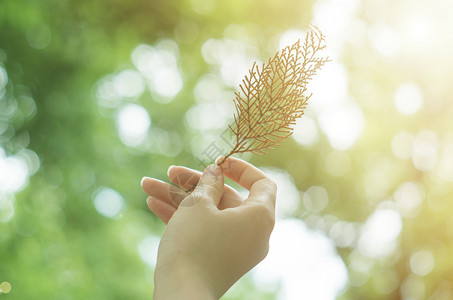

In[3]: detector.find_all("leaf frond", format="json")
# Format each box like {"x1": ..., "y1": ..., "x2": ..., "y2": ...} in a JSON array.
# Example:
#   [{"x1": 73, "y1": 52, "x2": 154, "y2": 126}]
[{"x1": 221, "y1": 25, "x2": 329, "y2": 163}]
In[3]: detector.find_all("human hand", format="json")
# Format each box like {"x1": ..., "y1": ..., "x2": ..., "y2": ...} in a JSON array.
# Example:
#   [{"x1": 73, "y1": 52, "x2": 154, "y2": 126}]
[{"x1": 141, "y1": 157, "x2": 277, "y2": 299}]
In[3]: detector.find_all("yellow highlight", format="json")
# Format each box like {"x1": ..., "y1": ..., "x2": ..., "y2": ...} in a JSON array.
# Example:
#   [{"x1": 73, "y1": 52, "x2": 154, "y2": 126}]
[{"x1": 0, "y1": 281, "x2": 12, "y2": 293}]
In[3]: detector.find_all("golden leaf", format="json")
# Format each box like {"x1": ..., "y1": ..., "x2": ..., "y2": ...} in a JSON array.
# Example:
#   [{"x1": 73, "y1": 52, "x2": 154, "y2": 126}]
[{"x1": 218, "y1": 25, "x2": 330, "y2": 166}]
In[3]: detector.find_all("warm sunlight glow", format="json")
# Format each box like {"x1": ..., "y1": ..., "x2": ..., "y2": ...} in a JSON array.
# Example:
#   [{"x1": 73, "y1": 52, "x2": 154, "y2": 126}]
[
  {"x1": 359, "y1": 208, "x2": 402, "y2": 258},
  {"x1": 368, "y1": 23, "x2": 402, "y2": 57},
  {"x1": 253, "y1": 219, "x2": 348, "y2": 300},
  {"x1": 393, "y1": 83, "x2": 423, "y2": 115},
  {"x1": 318, "y1": 101, "x2": 365, "y2": 151}
]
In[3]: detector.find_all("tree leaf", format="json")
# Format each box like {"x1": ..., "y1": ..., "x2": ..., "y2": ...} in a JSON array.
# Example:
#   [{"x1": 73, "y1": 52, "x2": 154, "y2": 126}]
[{"x1": 218, "y1": 25, "x2": 330, "y2": 165}]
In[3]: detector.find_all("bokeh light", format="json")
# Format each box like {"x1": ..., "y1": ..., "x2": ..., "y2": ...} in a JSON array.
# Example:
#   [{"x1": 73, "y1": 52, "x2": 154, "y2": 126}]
[
  {"x1": 252, "y1": 219, "x2": 348, "y2": 300},
  {"x1": 0, "y1": 281, "x2": 12, "y2": 294},
  {"x1": 292, "y1": 115, "x2": 319, "y2": 147},
  {"x1": 318, "y1": 101, "x2": 365, "y2": 150},
  {"x1": 262, "y1": 168, "x2": 300, "y2": 218},
  {"x1": 393, "y1": 181, "x2": 425, "y2": 218},
  {"x1": 113, "y1": 69, "x2": 145, "y2": 99},
  {"x1": 137, "y1": 235, "x2": 160, "y2": 268},
  {"x1": 131, "y1": 41, "x2": 183, "y2": 102},
  {"x1": 185, "y1": 102, "x2": 231, "y2": 132},
  {"x1": 391, "y1": 131, "x2": 415, "y2": 160},
  {"x1": 0, "y1": 66, "x2": 7, "y2": 94},
  {"x1": 393, "y1": 82, "x2": 424, "y2": 115},
  {"x1": 0, "y1": 194, "x2": 14, "y2": 223},
  {"x1": 303, "y1": 186, "x2": 329, "y2": 213},
  {"x1": 202, "y1": 37, "x2": 257, "y2": 88},
  {"x1": 115, "y1": 103, "x2": 151, "y2": 147},
  {"x1": 368, "y1": 23, "x2": 402, "y2": 58},
  {"x1": 26, "y1": 24, "x2": 52, "y2": 49},
  {"x1": 0, "y1": 149, "x2": 28, "y2": 194},
  {"x1": 410, "y1": 250, "x2": 435, "y2": 277},
  {"x1": 412, "y1": 130, "x2": 439, "y2": 172},
  {"x1": 359, "y1": 208, "x2": 402, "y2": 258},
  {"x1": 92, "y1": 187, "x2": 125, "y2": 218}
]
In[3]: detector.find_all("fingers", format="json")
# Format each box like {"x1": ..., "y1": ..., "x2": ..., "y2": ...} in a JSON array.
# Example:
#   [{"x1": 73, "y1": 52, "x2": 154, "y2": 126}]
[
  {"x1": 168, "y1": 165, "x2": 243, "y2": 204},
  {"x1": 141, "y1": 177, "x2": 185, "y2": 208},
  {"x1": 142, "y1": 164, "x2": 243, "y2": 213},
  {"x1": 180, "y1": 165, "x2": 224, "y2": 208},
  {"x1": 147, "y1": 197, "x2": 176, "y2": 224},
  {"x1": 247, "y1": 178, "x2": 277, "y2": 209},
  {"x1": 217, "y1": 156, "x2": 277, "y2": 209},
  {"x1": 167, "y1": 166, "x2": 200, "y2": 191},
  {"x1": 216, "y1": 156, "x2": 267, "y2": 190}
]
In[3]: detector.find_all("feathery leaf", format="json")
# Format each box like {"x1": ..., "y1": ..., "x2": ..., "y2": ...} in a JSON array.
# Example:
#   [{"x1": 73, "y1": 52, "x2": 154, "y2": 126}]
[{"x1": 218, "y1": 25, "x2": 330, "y2": 166}]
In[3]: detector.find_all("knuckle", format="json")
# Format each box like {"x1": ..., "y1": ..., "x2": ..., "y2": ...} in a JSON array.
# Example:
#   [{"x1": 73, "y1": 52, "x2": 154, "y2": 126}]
[
  {"x1": 202, "y1": 178, "x2": 223, "y2": 195},
  {"x1": 260, "y1": 177, "x2": 277, "y2": 195},
  {"x1": 211, "y1": 182, "x2": 224, "y2": 195},
  {"x1": 266, "y1": 178, "x2": 278, "y2": 191},
  {"x1": 179, "y1": 195, "x2": 196, "y2": 207},
  {"x1": 202, "y1": 176, "x2": 217, "y2": 187},
  {"x1": 252, "y1": 203, "x2": 275, "y2": 228}
]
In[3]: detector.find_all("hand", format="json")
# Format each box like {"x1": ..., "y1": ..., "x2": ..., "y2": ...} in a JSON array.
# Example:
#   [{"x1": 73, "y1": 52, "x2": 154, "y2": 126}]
[{"x1": 141, "y1": 156, "x2": 277, "y2": 299}]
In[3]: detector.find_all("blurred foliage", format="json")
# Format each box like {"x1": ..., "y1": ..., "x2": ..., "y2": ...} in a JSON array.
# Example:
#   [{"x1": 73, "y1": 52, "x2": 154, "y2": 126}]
[{"x1": 1, "y1": 0, "x2": 453, "y2": 299}]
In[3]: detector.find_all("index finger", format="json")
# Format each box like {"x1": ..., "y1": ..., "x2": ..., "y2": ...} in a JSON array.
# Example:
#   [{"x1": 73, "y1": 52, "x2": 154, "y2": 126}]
[
  {"x1": 247, "y1": 177, "x2": 277, "y2": 209},
  {"x1": 216, "y1": 156, "x2": 277, "y2": 208},
  {"x1": 216, "y1": 156, "x2": 267, "y2": 190}
]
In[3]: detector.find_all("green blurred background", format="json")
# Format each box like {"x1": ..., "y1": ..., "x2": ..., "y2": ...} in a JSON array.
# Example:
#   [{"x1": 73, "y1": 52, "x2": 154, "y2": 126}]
[{"x1": 1, "y1": 0, "x2": 453, "y2": 299}]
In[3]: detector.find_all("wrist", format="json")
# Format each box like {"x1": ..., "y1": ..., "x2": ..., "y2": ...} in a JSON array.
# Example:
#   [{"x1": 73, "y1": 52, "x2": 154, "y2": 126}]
[{"x1": 154, "y1": 262, "x2": 217, "y2": 300}]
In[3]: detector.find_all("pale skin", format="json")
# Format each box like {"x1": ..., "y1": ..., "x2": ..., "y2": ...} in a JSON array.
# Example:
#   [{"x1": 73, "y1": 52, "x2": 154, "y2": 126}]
[{"x1": 141, "y1": 156, "x2": 277, "y2": 299}]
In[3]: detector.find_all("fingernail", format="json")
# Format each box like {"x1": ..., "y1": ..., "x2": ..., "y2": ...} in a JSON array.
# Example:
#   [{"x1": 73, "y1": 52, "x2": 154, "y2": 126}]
[
  {"x1": 146, "y1": 197, "x2": 153, "y2": 206},
  {"x1": 206, "y1": 164, "x2": 221, "y2": 177},
  {"x1": 167, "y1": 165, "x2": 176, "y2": 177},
  {"x1": 215, "y1": 156, "x2": 225, "y2": 165},
  {"x1": 141, "y1": 177, "x2": 150, "y2": 186}
]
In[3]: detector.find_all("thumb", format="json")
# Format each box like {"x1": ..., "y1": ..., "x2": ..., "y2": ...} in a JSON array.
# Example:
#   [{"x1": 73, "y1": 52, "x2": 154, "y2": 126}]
[{"x1": 180, "y1": 164, "x2": 224, "y2": 208}]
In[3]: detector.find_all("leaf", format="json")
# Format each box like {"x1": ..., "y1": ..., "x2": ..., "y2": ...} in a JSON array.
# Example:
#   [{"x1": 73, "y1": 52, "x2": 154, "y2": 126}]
[{"x1": 218, "y1": 25, "x2": 330, "y2": 165}]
